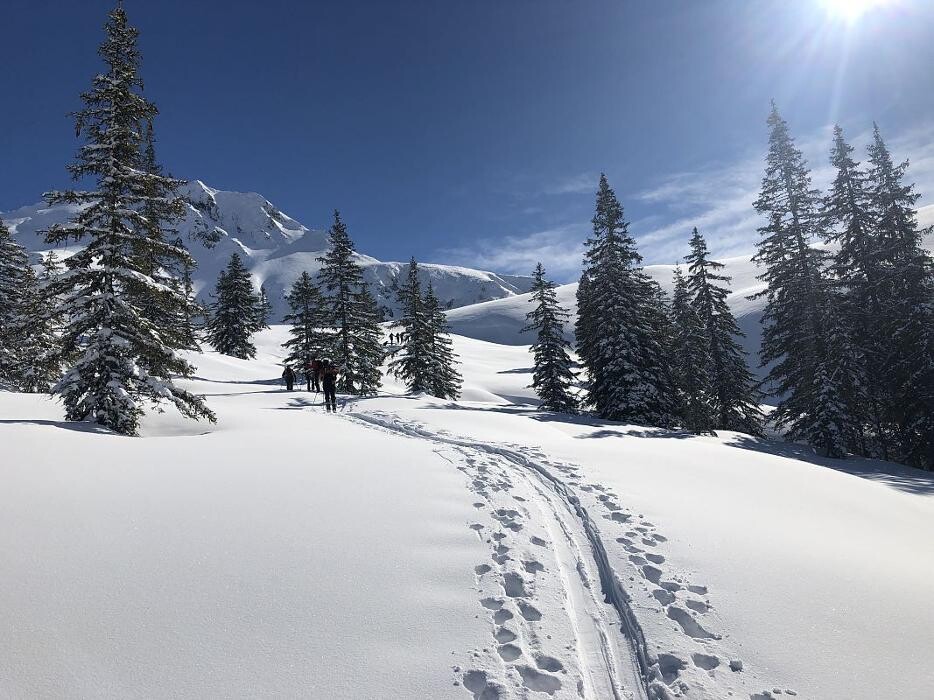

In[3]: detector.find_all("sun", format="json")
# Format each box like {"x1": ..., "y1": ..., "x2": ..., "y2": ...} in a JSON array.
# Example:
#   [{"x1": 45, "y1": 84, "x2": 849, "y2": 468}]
[{"x1": 821, "y1": 0, "x2": 892, "y2": 22}]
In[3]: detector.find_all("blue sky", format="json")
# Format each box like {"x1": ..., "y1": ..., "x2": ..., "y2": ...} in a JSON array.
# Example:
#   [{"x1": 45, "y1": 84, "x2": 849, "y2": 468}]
[{"x1": 2, "y1": 0, "x2": 933, "y2": 281}]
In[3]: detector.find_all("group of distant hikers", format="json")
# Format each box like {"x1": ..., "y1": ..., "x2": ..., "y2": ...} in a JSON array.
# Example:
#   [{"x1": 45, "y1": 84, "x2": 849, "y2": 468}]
[{"x1": 280, "y1": 357, "x2": 339, "y2": 412}]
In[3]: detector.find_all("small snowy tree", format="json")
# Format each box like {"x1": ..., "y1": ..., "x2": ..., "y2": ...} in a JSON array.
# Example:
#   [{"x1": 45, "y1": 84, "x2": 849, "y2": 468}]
[
  {"x1": 257, "y1": 284, "x2": 273, "y2": 329},
  {"x1": 670, "y1": 266, "x2": 715, "y2": 434},
  {"x1": 685, "y1": 228, "x2": 762, "y2": 434},
  {"x1": 316, "y1": 210, "x2": 384, "y2": 394},
  {"x1": 390, "y1": 258, "x2": 432, "y2": 393},
  {"x1": 523, "y1": 263, "x2": 576, "y2": 413},
  {"x1": 424, "y1": 281, "x2": 462, "y2": 400},
  {"x1": 206, "y1": 253, "x2": 264, "y2": 359},
  {"x1": 41, "y1": 5, "x2": 213, "y2": 434},
  {"x1": 11, "y1": 258, "x2": 65, "y2": 394},
  {"x1": 0, "y1": 219, "x2": 29, "y2": 389},
  {"x1": 282, "y1": 271, "x2": 329, "y2": 369}
]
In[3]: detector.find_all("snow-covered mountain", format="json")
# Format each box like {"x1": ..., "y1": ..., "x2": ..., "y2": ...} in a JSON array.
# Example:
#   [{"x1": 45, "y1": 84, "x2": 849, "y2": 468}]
[{"x1": 0, "y1": 180, "x2": 533, "y2": 319}]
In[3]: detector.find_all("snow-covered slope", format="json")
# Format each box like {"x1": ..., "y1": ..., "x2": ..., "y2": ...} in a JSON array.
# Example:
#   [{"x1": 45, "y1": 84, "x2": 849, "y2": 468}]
[
  {"x1": 447, "y1": 256, "x2": 766, "y2": 371},
  {"x1": 0, "y1": 180, "x2": 532, "y2": 319},
  {"x1": 3, "y1": 327, "x2": 933, "y2": 699}
]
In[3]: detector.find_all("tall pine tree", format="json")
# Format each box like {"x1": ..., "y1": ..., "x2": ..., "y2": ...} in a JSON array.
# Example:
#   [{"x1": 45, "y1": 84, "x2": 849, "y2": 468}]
[
  {"x1": 0, "y1": 219, "x2": 29, "y2": 390},
  {"x1": 281, "y1": 271, "x2": 329, "y2": 371},
  {"x1": 390, "y1": 258, "x2": 433, "y2": 393},
  {"x1": 865, "y1": 124, "x2": 934, "y2": 468},
  {"x1": 316, "y1": 210, "x2": 384, "y2": 394},
  {"x1": 424, "y1": 281, "x2": 462, "y2": 400},
  {"x1": 523, "y1": 263, "x2": 577, "y2": 413},
  {"x1": 821, "y1": 124, "x2": 888, "y2": 457},
  {"x1": 685, "y1": 228, "x2": 762, "y2": 434},
  {"x1": 206, "y1": 253, "x2": 264, "y2": 359},
  {"x1": 670, "y1": 266, "x2": 715, "y2": 434},
  {"x1": 576, "y1": 174, "x2": 678, "y2": 426},
  {"x1": 42, "y1": 5, "x2": 213, "y2": 434},
  {"x1": 752, "y1": 104, "x2": 843, "y2": 455}
]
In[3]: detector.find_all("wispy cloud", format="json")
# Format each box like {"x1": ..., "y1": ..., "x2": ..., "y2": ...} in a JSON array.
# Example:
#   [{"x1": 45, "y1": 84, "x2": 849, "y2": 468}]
[
  {"x1": 441, "y1": 224, "x2": 586, "y2": 281},
  {"x1": 542, "y1": 172, "x2": 601, "y2": 196},
  {"x1": 441, "y1": 120, "x2": 934, "y2": 280},
  {"x1": 634, "y1": 119, "x2": 934, "y2": 264}
]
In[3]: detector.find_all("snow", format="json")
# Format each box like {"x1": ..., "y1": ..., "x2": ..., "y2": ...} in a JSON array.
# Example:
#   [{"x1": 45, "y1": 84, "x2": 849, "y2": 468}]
[{"x1": 3, "y1": 325, "x2": 933, "y2": 699}]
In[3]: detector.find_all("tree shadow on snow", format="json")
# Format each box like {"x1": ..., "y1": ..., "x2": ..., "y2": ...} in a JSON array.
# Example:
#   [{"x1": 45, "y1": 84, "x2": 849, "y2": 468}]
[
  {"x1": 0, "y1": 418, "x2": 115, "y2": 436},
  {"x1": 727, "y1": 434, "x2": 934, "y2": 496},
  {"x1": 270, "y1": 396, "x2": 322, "y2": 410}
]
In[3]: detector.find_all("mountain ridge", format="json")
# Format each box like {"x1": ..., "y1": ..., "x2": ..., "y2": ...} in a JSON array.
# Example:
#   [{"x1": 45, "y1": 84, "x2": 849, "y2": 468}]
[{"x1": 0, "y1": 180, "x2": 533, "y2": 319}]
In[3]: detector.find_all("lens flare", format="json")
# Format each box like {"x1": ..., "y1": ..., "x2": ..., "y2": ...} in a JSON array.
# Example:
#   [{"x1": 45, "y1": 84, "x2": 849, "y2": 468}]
[{"x1": 822, "y1": 0, "x2": 892, "y2": 22}]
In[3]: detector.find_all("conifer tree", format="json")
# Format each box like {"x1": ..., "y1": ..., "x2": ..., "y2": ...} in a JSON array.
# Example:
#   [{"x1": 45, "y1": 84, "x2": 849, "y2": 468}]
[
  {"x1": 821, "y1": 125, "x2": 888, "y2": 457},
  {"x1": 522, "y1": 263, "x2": 576, "y2": 412},
  {"x1": 206, "y1": 253, "x2": 264, "y2": 359},
  {"x1": 0, "y1": 219, "x2": 29, "y2": 389},
  {"x1": 316, "y1": 210, "x2": 384, "y2": 394},
  {"x1": 752, "y1": 104, "x2": 840, "y2": 454},
  {"x1": 11, "y1": 259, "x2": 65, "y2": 394},
  {"x1": 423, "y1": 281, "x2": 462, "y2": 400},
  {"x1": 865, "y1": 124, "x2": 934, "y2": 468},
  {"x1": 390, "y1": 258, "x2": 433, "y2": 393},
  {"x1": 685, "y1": 228, "x2": 762, "y2": 434},
  {"x1": 351, "y1": 283, "x2": 388, "y2": 396},
  {"x1": 575, "y1": 174, "x2": 678, "y2": 426},
  {"x1": 282, "y1": 271, "x2": 329, "y2": 370},
  {"x1": 258, "y1": 285, "x2": 273, "y2": 329},
  {"x1": 670, "y1": 266, "x2": 715, "y2": 434},
  {"x1": 41, "y1": 5, "x2": 213, "y2": 434}
]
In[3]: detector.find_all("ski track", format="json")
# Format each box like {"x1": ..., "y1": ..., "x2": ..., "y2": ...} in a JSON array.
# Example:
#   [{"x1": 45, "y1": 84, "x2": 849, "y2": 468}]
[
  {"x1": 343, "y1": 408, "x2": 651, "y2": 700},
  {"x1": 341, "y1": 407, "x2": 786, "y2": 700}
]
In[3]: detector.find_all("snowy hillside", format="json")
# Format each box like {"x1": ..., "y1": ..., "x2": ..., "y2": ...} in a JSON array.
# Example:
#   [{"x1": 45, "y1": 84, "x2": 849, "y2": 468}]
[
  {"x1": 448, "y1": 256, "x2": 766, "y2": 369},
  {"x1": 0, "y1": 180, "x2": 532, "y2": 319},
  {"x1": 4, "y1": 326, "x2": 933, "y2": 699}
]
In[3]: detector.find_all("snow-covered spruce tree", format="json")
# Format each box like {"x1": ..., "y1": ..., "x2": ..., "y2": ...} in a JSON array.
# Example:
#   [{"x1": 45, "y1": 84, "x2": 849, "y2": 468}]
[
  {"x1": 522, "y1": 263, "x2": 577, "y2": 413},
  {"x1": 315, "y1": 210, "x2": 384, "y2": 394},
  {"x1": 752, "y1": 104, "x2": 845, "y2": 456},
  {"x1": 0, "y1": 218, "x2": 30, "y2": 389},
  {"x1": 424, "y1": 281, "x2": 462, "y2": 400},
  {"x1": 352, "y1": 283, "x2": 388, "y2": 396},
  {"x1": 575, "y1": 174, "x2": 679, "y2": 426},
  {"x1": 206, "y1": 253, "x2": 264, "y2": 359},
  {"x1": 865, "y1": 124, "x2": 934, "y2": 469},
  {"x1": 281, "y1": 271, "x2": 329, "y2": 369},
  {"x1": 685, "y1": 228, "x2": 763, "y2": 434},
  {"x1": 10, "y1": 259, "x2": 65, "y2": 394},
  {"x1": 390, "y1": 257, "x2": 433, "y2": 393},
  {"x1": 670, "y1": 266, "x2": 715, "y2": 434},
  {"x1": 821, "y1": 124, "x2": 889, "y2": 457},
  {"x1": 41, "y1": 5, "x2": 213, "y2": 434},
  {"x1": 257, "y1": 285, "x2": 273, "y2": 329}
]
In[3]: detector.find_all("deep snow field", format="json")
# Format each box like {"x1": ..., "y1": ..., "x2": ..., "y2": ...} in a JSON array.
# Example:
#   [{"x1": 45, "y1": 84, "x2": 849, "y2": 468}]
[{"x1": 3, "y1": 326, "x2": 934, "y2": 700}]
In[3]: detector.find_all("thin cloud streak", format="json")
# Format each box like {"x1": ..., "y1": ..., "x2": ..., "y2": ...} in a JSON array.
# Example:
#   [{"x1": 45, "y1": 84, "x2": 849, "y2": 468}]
[{"x1": 441, "y1": 224, "x2": 587, "y2": 282}]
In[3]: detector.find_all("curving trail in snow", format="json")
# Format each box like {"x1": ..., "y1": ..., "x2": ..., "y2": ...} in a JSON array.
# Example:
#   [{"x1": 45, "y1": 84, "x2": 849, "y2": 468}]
[{"x1": 344, "y1": 409, "x2": 652, "y2": 700}]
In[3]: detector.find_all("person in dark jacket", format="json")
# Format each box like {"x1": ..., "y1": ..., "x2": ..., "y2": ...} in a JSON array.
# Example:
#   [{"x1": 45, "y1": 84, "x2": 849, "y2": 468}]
[
  {"x1": 322, "y1": 360, "x2": 339, "y2": 412},
  {"x1": 311, "y1": 357, "x2": 322, "y2": 392},
  {"x1": 282, "y1": 365, "x2": 295, "y2": 391}
]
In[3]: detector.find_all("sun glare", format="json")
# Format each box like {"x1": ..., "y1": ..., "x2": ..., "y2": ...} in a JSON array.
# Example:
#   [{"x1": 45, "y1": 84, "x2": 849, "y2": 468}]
[{"x1": 822, "y1": 0, "x2": 892, "y2": 22}]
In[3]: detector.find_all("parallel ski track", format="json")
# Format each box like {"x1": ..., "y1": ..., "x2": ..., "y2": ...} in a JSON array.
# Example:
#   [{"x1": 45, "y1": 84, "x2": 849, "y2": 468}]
[{"x1": 343, "y1": 409, "x2": 653, "y2": 700}]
